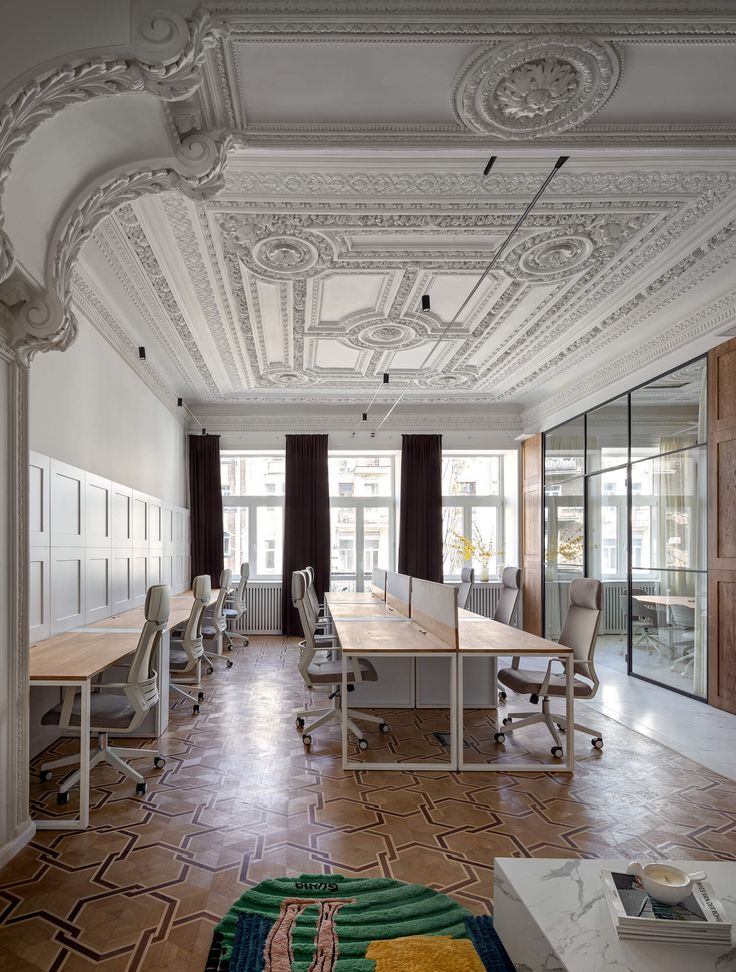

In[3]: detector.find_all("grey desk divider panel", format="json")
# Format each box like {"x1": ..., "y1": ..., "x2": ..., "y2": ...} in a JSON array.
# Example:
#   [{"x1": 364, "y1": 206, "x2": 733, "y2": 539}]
[
  {"x1": 385, "y1": 571, "x2": 411, "y2": 617},
  {"x1": 371, "y1": 566, "x2": 387, "y2": 600},
  {"x1": 411, "y1": 578, "x2": 459, "y2": 649}
]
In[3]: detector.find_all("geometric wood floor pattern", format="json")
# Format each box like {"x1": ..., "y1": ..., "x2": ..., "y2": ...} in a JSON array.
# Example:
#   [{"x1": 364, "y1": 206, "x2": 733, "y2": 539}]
[{"x1": 2, "y1": 636, "x2": 736, "y2": 970}]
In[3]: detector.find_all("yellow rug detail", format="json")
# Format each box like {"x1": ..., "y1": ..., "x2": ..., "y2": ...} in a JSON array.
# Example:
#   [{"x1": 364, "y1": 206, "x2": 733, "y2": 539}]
[{"x1": 366, "y1": 934, "x2": 485, "y2": 971}]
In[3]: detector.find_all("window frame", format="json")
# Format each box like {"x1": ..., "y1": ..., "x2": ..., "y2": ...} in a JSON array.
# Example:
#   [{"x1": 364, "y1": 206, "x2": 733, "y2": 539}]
[{"x1": 441, "y1": 453, "x2": 504, "y2": 581}]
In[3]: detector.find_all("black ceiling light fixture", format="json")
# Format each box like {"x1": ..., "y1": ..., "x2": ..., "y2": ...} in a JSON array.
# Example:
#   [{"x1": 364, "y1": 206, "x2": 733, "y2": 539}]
[{"x1": 138, "y1": 346, "x2": 146, "y2": 360}]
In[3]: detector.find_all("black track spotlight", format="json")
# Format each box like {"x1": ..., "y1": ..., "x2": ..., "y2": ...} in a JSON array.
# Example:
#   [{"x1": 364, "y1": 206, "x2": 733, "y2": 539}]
[
  {"x1": 362, "y1": 412, "x2": 368, "y2": 422},
  {"x1": 138, "y1": 346, "x2": 146, "y2": 360},
  {"x1": 177, "y1": 398, "x2": 183, "y2": 407},
  {"x1": 421, "y1": 294, "x2": 431, "y2": 311},
  {"x1": 483, "y1": 155, "x2": 497, "y2": 176},
  {"x1": 383, "y1": 373, "x2": 389, "y2": 384},
  {"x1": 201, "y1": 428, "x2": 207, "y2": 436}
]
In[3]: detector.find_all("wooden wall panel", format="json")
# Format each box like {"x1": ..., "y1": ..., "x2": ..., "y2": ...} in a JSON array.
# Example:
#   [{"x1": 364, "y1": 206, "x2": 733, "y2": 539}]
[
  {"x1": 708, "y1": 337, "x2": 736, "y2": 713},
  {"x1": 521, "y1": 434, "x2": 543, "y2": 636}
]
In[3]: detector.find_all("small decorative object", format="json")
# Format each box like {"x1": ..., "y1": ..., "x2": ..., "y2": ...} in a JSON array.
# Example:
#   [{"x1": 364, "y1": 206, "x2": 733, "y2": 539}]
[
  {"x1": 627, "y1": 862, "x2": 707, "y2": 906},
  {"x1": 449, "y1": 529, "x2": 502, "y2": 583}
]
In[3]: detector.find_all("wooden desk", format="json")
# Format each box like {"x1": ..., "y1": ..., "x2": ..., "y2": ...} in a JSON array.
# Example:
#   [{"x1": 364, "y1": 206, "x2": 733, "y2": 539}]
[
  {"x1": 29, "y1": 590, "x2": 198, "y2": 830},
  {"x1": 632, "y1": 594, "x2": 696, "y2": 609},
  {"x1": 326, "y1": 593, "x2": 575, "y2": 774}
]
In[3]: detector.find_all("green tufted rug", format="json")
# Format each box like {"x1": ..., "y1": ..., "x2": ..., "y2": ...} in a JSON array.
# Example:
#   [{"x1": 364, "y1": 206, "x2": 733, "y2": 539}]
[{"x1": 205, "y1": 874, "x2": 514, "y2": 971}]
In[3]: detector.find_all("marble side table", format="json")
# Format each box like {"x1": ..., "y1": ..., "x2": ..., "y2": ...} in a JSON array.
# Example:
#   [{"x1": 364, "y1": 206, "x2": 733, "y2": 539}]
[{"x1": 494, "y1": 858, "x2": 736, "y2": 971}]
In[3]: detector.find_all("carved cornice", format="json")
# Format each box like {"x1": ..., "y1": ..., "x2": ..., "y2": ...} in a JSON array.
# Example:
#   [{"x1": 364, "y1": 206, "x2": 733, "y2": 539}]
[
  {"x1": 6, "y1": 132, "x2": 232, "y2": 365},
  {"x1": 0, "y1": 6, "x2": 228, "y2": 284}
]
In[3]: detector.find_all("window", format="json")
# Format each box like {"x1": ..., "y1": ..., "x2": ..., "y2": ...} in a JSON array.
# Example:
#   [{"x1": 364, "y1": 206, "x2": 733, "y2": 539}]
[
  {"x1": 329, "y1": 455, "x2": 395, "y2": 592},
  {"x1": 221, "y1": 454, "x2": 284, "y2": 578},
  {"x1": 442, "y1": 455, "x2": 503, "y2": 580}
]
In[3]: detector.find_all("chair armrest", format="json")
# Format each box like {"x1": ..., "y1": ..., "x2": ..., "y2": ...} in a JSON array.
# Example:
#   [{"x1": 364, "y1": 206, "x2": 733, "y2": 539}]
[{"x1": 538, "y1": 657, "x2": 567, "y2": 696}]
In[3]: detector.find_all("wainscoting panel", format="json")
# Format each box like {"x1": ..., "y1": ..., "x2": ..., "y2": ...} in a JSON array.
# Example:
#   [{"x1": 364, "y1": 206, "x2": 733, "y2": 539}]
[
  {"x1": 85, "y1": 473, "x2": 112, "y2": 548},
  {"x1": 50, "y1": 459, "x2": 85, "y2": 548},
  {"x1": 29, "y1": 546, "x2": 50, "y2": 644},
  {"x1": 132, "y1": 549, "x2": 149, "y2": 607},
  {"x1": 85, "y1": 549, "x2": 112, "y2": 624},
  {"x1": 50, "y1": 547, "x2": 85, "y2": 633},
  {"x1": 111, "y1": 482, "x2": 133, "y2": 546},
  {"x1": 111, "y1": 548, "x2": 133, "y2": 615},
  {"x1": 29, "y1": 451, "x2": 50, "y2": 547},
  {"x1": 149, "y1": 498, "x2": 163, "y2": 550}
]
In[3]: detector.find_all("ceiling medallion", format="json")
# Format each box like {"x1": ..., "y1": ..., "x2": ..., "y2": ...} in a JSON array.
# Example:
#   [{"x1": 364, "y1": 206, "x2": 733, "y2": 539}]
[
  {"x1": 421, "y1": 371, "x2": 475, "y2": 388},
  {"x1": 342, "y1": 316, "x2": 430, "y2": 351},
  {"x1": 505, "y1": 230, "x2": 595, "y2": 281},
  {"x1": 251, "y1": 235, "x2": 320, "y2": 277},
  {"x1": 454, "y1": 36, "x2": 621, "y2": 138},
  {"x1": 261, "y1": 368, "x2": 313, "y2": 387}
]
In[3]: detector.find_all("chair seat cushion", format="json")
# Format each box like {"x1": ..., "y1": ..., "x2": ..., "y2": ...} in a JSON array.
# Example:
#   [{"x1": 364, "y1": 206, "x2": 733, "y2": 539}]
[
  {"x1": 307, "y1": 658, "x2": 378, "y2": 684},
  {"x1": 497, "y1": 667, "x2": 593, "y2": 698},
  {"x1": 223, "y1": 608, "x2": 239, "y2": 619},
  {"x1": 169, "y1": 647, "x2": 193, "y2": 671},
  {"x1": 42, "y1": 692, "x2": 136, "y2": 730}
]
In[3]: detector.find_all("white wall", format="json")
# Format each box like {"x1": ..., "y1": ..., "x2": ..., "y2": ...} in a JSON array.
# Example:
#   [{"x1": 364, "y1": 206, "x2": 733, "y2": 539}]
[{"x1": 29, "y1": 309, "x2": 186, "y2": 506}]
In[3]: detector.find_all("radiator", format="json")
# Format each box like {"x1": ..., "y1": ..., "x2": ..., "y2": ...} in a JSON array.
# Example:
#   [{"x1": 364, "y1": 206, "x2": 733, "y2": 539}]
[
  {"x1": 232, "y1": 583, "x2": 282, "y2": 634},
  {"x1": 467, "y1": 584, "x2": 502, "y2": 618}
]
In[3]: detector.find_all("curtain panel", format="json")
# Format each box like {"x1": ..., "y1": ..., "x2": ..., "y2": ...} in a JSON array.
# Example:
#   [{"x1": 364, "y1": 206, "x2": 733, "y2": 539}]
[
  {"x1": 188, "y1": 434, "x2": 224, "y2": 587},
  {"x1": 281, "y1": 434, "x2": 330, "y2": 635},
  {"x1": 398, "y1": 434, "x2": 443, "y2": 582}
]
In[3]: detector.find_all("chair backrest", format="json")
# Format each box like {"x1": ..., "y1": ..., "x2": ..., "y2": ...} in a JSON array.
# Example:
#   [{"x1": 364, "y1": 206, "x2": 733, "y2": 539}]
[
  {"x1": 291, "y1": 569, "x2": 321, "y2": 667},
  {"x1": 304, "y1": 565, "x2": 321, "y2": 619},
  {"x1": 210, "y1": 568, "x2": 232, "y2": 631},
  {"x1": 558, "y1": 578, "x2": 602, "y2": 689},
  {"x1": 669, "y1": 602, "x2": 695, "y2": 628},
  {"x1": 232, "y1": 563, "x2": 249, "y2": 612},
  {"x1": 177, "y1": 574, "x2": 211, "y2": 664},
  {"x1": 631, "y1": 589, "x2": 657, "y2": 623},
  {"x1": 457, "y1": 567, "x2": 474, "y2": 610},
  {"x1": 126, "y1": 584, "x2": 170, "y2": 716},
  {"x1": 493, "y1": 566, "x2": 520, "y2": 625}
]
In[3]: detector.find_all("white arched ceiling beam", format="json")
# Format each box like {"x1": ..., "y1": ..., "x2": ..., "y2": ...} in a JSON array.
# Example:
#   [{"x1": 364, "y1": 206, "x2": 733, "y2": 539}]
[
  {"x1": 0, "y1": 5, "x2": 226, "y2": 284},
  {"x1": 7, "y1": 129, "x2": 232, "y2": 364}
]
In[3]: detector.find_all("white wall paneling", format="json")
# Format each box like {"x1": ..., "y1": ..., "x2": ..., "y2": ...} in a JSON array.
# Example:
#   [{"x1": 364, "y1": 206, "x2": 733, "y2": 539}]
[
  {"x1": 111, "y1": 481, "x2": 133, "y2": 546},
  {"x1": 29, "y1": 451, "x2": 49, "y2": 547},
  {"x1": 111, "y1": 547, "x2": 133, "y2": 614},
  {"x1": 132, "y1": 548, "x2": 149, "y2": 607},
  {"x1": 85, "y1": 472, "x2": 111, "y2": 548},
  {"x1": 50, "y1": 547, "x2": 85, "y2": 633},
  {"x1": 132, "y1": 491, "x2": 148, "y2": 546},
  {"x1": 50, "y1": 459, "x2": 85, "y2": 548},
  {"x1": 148, "y1": 497, "x2": 162, "y2": 549},
  {"x1": 85, "y1": 549, "x2": 111, "y2": 624},
  {"x1": 28, "y1": 547, "x2": 50, "y2": 645},
  {"x1": 161, "y1": 554, "x2": 172, "y2": 587},
  {"x1": 148, "y1": 553, "x2": 162, "y2": 587}
]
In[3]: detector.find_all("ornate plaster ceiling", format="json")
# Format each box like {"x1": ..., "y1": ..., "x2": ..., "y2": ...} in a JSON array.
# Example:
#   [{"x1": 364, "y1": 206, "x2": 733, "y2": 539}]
[{"x1": 68, "y1": 2, "x2": 736, "y2": 429}]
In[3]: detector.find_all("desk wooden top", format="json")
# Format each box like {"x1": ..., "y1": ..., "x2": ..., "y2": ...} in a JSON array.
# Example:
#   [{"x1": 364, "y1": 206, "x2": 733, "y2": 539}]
[
  {"x1": 325, "y1": 591, "x2": 378, "y2": 604},
  {"x1": 632, "y1": 594, "x2": 696, "y2": 608},
  {"x1": 458, "y1": 617, "x2": 573, "y2": 655},
  {"x1": 328, "y1": 600, "x2": 404, "y2": 621},
  {"x1": 91, "y1": 593, "x2": 198, "y2": 630},
  {"x1": 333, "y1": 617, "x2": 451, "y2": 654}
]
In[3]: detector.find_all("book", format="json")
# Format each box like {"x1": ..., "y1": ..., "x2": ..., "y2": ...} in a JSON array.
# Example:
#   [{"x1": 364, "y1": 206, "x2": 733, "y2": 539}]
[{"x1": 601, "y1": 870, "x2": 732, "y2": 943}]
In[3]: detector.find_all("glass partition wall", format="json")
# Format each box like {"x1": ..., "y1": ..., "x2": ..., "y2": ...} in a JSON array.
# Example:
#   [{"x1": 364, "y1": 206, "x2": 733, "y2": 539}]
[{"x1": 543, "y1": 358, "x2": 708, "y2": 699}]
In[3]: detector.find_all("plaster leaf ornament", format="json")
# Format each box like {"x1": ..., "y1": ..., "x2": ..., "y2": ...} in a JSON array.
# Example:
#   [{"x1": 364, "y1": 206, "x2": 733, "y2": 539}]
[{"x1": 453, "y1": 36, "x2": 621, "y2": 138}]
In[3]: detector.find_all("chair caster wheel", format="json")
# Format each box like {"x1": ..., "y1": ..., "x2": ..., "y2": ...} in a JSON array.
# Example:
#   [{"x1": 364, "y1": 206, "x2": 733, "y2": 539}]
[
  {"x1": 226, "y1": 659, "x2": 233, "y2": 669},
  {"x1": 551, "y1": 746, "x2": 564, "y2": 758},
  {"x1": 197, "y1": 691, "x2": 205, "y2": 701},
  {"x1": 592, "y1": 737, "x2": 604, "y2": 750},
  {"x1": 206, "y1": 666, "x2": 214, "y2": 675},
  {"x1": 193, "y1": 704, "x2": 200, "y2": 714},
  {"x1": 135, "y1": 782, "x2": 146, "y2": 795},
  {"x1": 296, "y1": 717, "x2": 305, "y2": 730},
  {"x1": 154, "y1": 757, "x2": 165, "y2": 769},
  {"x1": 502, "y1": 717, "x2": 512, "y2": 726},
  {"x1": 358, "y1": 738, "x2": 368, "y2": 751},
  {"x1": 39, "y1": 769, "x2": 53, "y2": 783},
  {"x1": 243, "y1": 638, "x2": 249, "y2": 647},
  {"x1": 302, "y1": 733, "x2": 312, "y2": 748},
  {"x1": 498, "y1": 690, "x2": 507, "y2": 703},
  {"x1": 494, "y1": 732, "x2": 505, "y2": 744},
  {"x1": 379, "y1": 723, "x2": 390, "y2": 733},
  {"x1": 56, "y1": 791, "x2": 70, "y2": 805}
]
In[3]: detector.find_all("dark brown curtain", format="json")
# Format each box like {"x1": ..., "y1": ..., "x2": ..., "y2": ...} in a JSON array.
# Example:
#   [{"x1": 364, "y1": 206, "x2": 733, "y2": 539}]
[
  {"x1": 188, "y1": 434, "x2": 224, "y2": 587},
  {"x1": 281, "y1": 434, "x2": 330, "y2": 635},
  {"x1": 398, "y1": 434, "x2": 443, "y2": 582}
]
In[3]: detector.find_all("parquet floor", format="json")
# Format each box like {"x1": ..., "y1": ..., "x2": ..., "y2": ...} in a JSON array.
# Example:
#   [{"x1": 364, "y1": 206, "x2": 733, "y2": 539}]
[{"x1": 2, "y1": 636, "x2": 736, "y2": 971}]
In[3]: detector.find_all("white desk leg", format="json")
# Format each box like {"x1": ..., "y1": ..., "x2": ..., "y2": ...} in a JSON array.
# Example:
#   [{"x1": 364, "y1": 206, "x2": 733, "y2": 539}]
[
  {"x1": 490, "y1": 656, "x2": 498, "y2": 710},
  {"x1": 449, "y1": 654, "x2": 458, "y2": 771},
  {"x1": 157, "y1": 628, "x2": 170, "y2": 737},
  {"x1": 456, "y1": 654, "x2": 464, "y2": 771},
  {"x1": 341, "y1": 651, "x2": 349, "y2": 771},
  {"x1": 79, "y1": 678, "x2": 91, "y2": 829},
  {"x1": 565, "y1": 653, "x2": 575, "y2": 774}
]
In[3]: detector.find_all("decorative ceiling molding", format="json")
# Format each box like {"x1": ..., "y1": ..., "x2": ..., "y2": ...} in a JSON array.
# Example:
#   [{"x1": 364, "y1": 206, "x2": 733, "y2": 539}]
[
  {"x1": 453, "y1": 36, "x2": 622, "y2": 139},
  {"x1": 0, "y1": 6, "x2": 227, "y2": 286}
]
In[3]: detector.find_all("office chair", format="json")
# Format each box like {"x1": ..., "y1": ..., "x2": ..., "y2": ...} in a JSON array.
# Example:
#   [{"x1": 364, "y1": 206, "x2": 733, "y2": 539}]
[
  {"x1": 40, "y1": 584, "x2": 170, "y2": 801},
  {"x1": 304, "y1": 565, "x2": 330, "y2": 628},
  {"x1": 457, "y1": 567, "x2": 475, "y2": 610},
  {"x1": 494, "y1": 566, "x2": 521, "y2": 625},
  {"x1": 630, "y1": 589, "x2": 663, "y2": 655},
  {"x1": 495, "y1": 578, "x2": 603, "y2": 757},
  {"x1": 669, "y1": 602, "x2": 696, "y2": 676},
  {"x1": 292, "y1": 570, "x2": 389, "y2": 751},
  {"x1": 169, "y1": 575, "x2": 210, "y2": 713},
  {"x1": 202, "y1": 568, "x2": 234, "y2": 671},
  {"x1": 223, "y1": 562, "x2": 249, "y2": 648}
]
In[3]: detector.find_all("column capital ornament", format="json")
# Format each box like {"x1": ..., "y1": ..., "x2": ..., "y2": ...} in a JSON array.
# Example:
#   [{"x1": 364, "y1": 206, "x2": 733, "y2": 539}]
[
  {"x1": 4, "y1": 132, "x2": 232, "y2": 364},
  {"x1": 0, "y1": 6, "x2": 228, "y2": 284}
]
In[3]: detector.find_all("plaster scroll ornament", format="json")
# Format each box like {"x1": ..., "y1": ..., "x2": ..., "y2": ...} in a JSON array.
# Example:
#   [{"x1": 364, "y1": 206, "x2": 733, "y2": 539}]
[
  {"x1": 453, "y1": 35, "x2": 621, "y2": 138},
  {"x1": 8, "y1": 131, "x2": 232, "y2": 365},
  {"x1": 0, "y1": 6, "x2": 228, "y2": 285}
]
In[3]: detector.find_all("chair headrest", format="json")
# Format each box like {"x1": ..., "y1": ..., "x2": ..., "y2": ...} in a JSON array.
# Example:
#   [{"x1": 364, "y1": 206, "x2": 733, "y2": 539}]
[
  {"x1": 220, "y1": 567, "x2": 232, "y2": 588},
  {"x1": 305, "y1": 566, "x2": 314, "y2": 584},
  {"x1": 292, "y1": 570, "x2": 306, "y2": 601},
  {"x1": 192, "y1": 574, "x2": 212, "y2": 602},
  {"x1": 145, "y1": 584, "x2": 170, "y2": 624},
  {"x1": 460, "y1": 567, "x2": 475, "y2": 584},
  {"x1": 240, "y1": 563, "x2": 249, "y2": 581},
  {"x1": 570, "y1": 577, "x2": 601, "y2": 610},
  {"x1": 502, "y1": 566, "x2": 521, "y2": 591}
]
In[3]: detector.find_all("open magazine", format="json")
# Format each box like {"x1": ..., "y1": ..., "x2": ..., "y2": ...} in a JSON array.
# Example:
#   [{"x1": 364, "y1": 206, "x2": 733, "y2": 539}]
[{"x1": 601, "y1": 870, "x2": 732, "y2": 942}]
